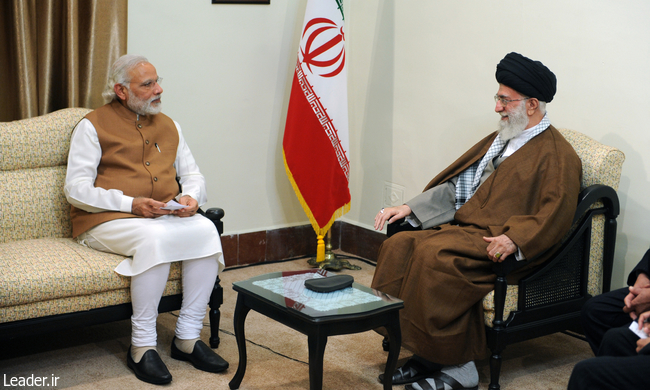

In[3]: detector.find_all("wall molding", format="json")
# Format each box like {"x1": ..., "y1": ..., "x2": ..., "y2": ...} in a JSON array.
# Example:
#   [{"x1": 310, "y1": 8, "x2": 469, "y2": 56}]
[{"x1": 220, "y1": 221, "x2": 387, "y2": 268}]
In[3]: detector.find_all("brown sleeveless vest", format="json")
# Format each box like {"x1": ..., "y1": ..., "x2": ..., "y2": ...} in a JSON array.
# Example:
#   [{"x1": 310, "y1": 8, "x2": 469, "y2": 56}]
[{"x1": 70, "y1": 100, "x2": 180, "y2": 237}]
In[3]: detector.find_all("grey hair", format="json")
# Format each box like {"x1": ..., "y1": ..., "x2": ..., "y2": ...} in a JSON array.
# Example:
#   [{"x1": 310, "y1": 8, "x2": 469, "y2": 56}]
[
  {"x1": 102, "y1": 54, "x2": 149, "y2": 103},
  {"x1": 519, "y1": 92, "x2": 548, "y2": 115}
]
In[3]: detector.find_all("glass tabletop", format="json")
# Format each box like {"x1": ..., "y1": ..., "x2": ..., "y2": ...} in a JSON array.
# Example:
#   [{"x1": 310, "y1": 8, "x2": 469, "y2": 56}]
[{"x1": 233, "y1": 269, "x2": 403, "y2": 319}]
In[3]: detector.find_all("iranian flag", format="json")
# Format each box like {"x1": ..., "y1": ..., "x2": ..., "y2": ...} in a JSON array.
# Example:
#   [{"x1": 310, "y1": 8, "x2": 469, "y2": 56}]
[{"x1": 282, "y1": 0, "x2": 350, "y2": 262}]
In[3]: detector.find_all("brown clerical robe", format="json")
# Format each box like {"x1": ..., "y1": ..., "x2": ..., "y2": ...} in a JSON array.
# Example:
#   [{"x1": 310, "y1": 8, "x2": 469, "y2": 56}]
[{"x1": 371, "y1": 125, "x2": 582, "y2": 364}]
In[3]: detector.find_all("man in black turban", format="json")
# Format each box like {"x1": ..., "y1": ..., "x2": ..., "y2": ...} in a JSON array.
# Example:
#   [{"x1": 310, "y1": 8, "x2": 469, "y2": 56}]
[{"x1": 371, "y1": 53, "x2": 582, "y2": 390}]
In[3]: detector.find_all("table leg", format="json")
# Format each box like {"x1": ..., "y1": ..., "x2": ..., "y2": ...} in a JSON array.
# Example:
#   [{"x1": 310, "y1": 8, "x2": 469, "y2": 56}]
[
  {"x1": 383, "y1": 314, "x2": 402, "y2": 390},
  {"x1": 307, "y1": 331, "x2": 328, "y2": 390},
  {"x1": 228, "y1": 294, "x2": 251, "y2": 390}
]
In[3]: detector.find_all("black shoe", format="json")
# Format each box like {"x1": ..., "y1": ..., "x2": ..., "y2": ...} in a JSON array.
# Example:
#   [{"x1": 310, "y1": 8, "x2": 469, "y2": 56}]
[
  {"x1": 126, "y1": 347, "x2": 172, "y2": 385},
  {"x1": 379, "y1": 356, "x2": 442, "y2": 385},
  {"x1": 170, "y1": 337, "x2": 229, "y2": 373}
]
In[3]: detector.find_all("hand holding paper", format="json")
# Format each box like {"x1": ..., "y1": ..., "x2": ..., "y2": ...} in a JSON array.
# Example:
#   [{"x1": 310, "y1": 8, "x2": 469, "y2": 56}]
[
  {"x1": 132, "y1": 197, "x2": 172, "y2": 218},
  {"x1": 163, "y1": 196, "x2": 198, "y2": 218},
  {"x1": 630, "y1": 321, "x2": 648, "y2": 339},
  {"x1": 638, "y1": 311, "x2": 650, "y2": 336},
  {"x1": 161, "y1": 200, "x2": 188, "y2": 210}
]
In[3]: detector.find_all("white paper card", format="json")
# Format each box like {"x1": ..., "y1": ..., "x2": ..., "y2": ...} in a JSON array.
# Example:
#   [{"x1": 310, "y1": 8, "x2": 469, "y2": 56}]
[
  {"x1": 629, "y1": 321, "x2": 648, "y2": 339},
  {"x1": 161, "y1": 200, "x2": 187, "y2": 210}
]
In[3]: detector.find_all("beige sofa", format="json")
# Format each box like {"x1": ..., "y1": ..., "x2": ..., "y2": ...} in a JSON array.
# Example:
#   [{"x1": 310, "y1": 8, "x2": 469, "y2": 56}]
[{"x1": 0, "y1": 108, "x2": 225, "y2": 348}]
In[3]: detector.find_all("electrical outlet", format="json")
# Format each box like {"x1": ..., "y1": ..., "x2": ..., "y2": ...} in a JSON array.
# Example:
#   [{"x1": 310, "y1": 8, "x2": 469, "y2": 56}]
[{"x1": 383, "y1": 182, "x2": 405, "y2": 208}]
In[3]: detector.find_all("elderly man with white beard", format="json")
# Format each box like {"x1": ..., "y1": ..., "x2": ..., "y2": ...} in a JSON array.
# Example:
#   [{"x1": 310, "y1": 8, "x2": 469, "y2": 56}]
[
  {"x1": 372, "y1": 52, "x2": 582, "y2": 390},
  {"x1": 64, "y1": 54, "x2": 228, "y2": 385}
]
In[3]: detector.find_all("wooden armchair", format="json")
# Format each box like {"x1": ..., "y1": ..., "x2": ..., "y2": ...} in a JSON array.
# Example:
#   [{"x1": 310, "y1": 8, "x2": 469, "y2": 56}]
[
  {"x1": 386, "y1": 129, "x2": 624, "y2": 389},
  {"x1": 483, "y1": 129, "x2": 624, "y2": 389}
]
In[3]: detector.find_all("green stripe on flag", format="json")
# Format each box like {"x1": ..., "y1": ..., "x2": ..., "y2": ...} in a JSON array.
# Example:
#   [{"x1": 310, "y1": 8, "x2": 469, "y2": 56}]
[{"x1": 335, "y1": 0, "x2": 344, "y2": 20}]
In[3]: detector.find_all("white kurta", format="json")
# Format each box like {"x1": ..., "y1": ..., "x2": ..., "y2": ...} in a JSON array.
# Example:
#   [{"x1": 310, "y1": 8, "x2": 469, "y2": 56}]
[{"x1": 65, "y1": 118, "x2": 224, "y2": 276}]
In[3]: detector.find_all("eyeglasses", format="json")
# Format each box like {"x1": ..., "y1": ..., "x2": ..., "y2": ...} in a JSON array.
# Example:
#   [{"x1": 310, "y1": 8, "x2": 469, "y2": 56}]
[
  {"x1": 494, "y1": 95, "x2": 529, "y2": 106},
  {"x1": 127, "y1": 77, "x2": 163, "y2": 90}
]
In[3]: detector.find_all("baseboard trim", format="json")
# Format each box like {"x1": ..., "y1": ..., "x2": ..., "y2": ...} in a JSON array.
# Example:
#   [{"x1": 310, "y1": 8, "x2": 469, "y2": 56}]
[{"x1": 220, "y1": 221, "x2": 386, "y2": 268}]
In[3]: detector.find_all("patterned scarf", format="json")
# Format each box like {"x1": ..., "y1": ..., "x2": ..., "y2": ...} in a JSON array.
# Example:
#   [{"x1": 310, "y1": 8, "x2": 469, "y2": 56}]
[{"x1": 454, "y1": 115, "x2": 550, "y2": 210}]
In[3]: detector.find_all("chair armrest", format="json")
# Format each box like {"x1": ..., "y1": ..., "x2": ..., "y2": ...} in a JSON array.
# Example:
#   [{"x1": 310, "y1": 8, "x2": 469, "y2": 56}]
[
  {"x1": 574, "y1": 184, "x2": 620, "y2": 221},
  {"x1": 387, "y1": 218, "x2": 422, "y2": 237},
  {"x1": 199, "y1": 207, "x2": 225, "y2": 235},
  {"x1": 575, "y1": 184, "x2": 620, "y2": 292},
  {"x1": 492, "y1": 256, "x2": 533, "y2": 278},
  {"x1": 492, "y1": 184, "x2": 619, "y2": 279}
]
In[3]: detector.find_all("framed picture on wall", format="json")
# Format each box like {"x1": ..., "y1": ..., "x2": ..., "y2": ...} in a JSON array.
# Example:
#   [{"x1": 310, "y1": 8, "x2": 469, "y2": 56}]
[{"x1": 212, "y1": 0, "x2": 270, "y2": 3}]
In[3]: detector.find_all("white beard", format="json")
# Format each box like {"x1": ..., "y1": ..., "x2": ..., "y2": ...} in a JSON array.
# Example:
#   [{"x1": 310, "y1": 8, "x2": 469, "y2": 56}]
[
  {"x1": 498, "y1": 102, "x2": 528, "y2": 140},
  {"x1": 126, "y1": 91, "x2": 162, "y2": 116}
]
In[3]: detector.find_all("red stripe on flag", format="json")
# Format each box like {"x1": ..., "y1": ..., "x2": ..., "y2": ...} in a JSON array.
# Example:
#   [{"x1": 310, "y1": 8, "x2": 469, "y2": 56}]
[{"x1": 283, "y1": 68, "x2": 350, "y2": 230}]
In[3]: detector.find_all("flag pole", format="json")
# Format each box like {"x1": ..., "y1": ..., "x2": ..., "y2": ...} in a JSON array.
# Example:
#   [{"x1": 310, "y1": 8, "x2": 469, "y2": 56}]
[{"x1": 308, "y1": 229, "x2": 361, "y2": 271}]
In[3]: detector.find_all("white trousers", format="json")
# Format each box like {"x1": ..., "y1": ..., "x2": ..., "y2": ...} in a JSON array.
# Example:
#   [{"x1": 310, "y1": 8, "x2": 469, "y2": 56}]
[
  {"x1": 80, "y1": 214, "x2": 223, "y2": 276},
  {"x1": 81, "y1": 232, "x2": 219, "y2": 347}
]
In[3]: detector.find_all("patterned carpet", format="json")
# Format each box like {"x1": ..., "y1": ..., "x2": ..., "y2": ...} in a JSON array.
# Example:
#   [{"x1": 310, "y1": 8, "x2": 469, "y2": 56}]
[{"x1": 1, "y1": 256, "x2": 591, "y2": 389}]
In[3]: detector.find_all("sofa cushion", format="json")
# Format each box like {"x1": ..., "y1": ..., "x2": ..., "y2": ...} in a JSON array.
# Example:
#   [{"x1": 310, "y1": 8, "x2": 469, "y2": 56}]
[
  {"x1": 0, "y1": 108, "x2": 92, "y2": 172},
  {"x1": 0, "y1": 238, "x2": 182, "y2": 322},
  {"x1": 0, "y1": 280, "x2": 183, "y2": 324},
  {"x1": 0, "y1": 167, "x2": 72, "y2": 243}
]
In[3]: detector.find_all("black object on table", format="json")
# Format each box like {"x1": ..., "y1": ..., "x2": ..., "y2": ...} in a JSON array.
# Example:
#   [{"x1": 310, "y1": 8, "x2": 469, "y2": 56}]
[{"x1": 228, "y1": 269, "x2": 404, "y2": 390}]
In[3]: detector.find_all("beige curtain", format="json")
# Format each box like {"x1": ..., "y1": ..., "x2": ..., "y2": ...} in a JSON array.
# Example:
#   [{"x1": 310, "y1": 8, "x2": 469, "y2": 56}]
[{"x1": 0, "y1": 0, "x2": 127, "y2": 121}]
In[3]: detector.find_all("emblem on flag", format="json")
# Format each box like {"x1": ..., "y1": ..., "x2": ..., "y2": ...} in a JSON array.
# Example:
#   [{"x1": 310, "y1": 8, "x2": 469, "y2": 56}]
[{"x1": 300, "y1": 17, "x2": 346, "y2": 78}]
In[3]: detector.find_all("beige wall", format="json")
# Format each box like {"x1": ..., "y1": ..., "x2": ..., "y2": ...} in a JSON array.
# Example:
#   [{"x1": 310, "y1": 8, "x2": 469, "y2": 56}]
[{"x1": 129, "y1": 0, "x2": 650, "y2": 288}]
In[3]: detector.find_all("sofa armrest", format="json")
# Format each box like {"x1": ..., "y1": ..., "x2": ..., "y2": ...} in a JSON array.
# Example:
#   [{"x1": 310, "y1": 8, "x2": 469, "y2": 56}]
[{"x1": 200, "y1": 207, "x2": 225, "y2": 235}]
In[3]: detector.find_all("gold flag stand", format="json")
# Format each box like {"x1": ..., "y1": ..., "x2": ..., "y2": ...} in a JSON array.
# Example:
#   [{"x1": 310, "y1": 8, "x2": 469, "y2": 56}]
[{"x1": 308, "y1": 229, "x2": 361, "y2": 271}]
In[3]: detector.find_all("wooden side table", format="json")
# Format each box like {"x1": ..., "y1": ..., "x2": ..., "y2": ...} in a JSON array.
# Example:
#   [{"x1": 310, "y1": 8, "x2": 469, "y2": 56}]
[{"x1": 228, "y1": 270, "x2": 404, "y2": 390}]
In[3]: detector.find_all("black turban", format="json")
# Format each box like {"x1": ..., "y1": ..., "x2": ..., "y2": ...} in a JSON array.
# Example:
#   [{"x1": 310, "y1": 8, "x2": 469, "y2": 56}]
[{"x1": 496, "y1": 52, "x2": 556, "y2": 103}]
